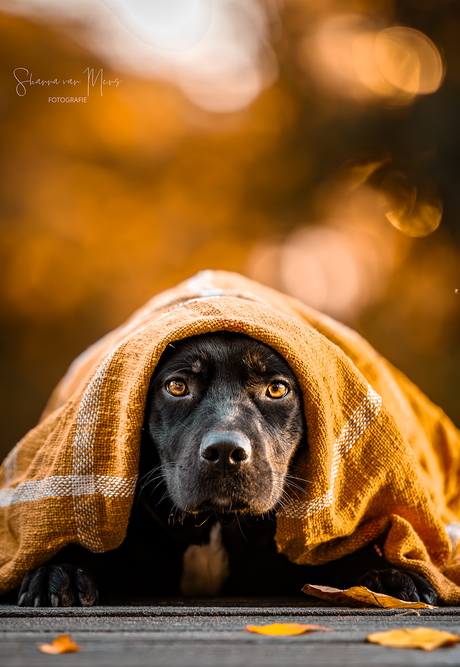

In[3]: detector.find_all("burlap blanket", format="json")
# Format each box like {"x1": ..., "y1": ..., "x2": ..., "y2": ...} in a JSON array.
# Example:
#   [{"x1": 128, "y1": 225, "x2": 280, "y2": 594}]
[{"x1": 1, "y1": 270, "x2": 460, "y2": 602}]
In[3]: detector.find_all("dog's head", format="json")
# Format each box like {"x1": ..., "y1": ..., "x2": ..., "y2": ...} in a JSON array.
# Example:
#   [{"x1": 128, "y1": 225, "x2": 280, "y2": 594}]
[{"x1": 142, "y1": 332, "x2": 306, "y2": 516}]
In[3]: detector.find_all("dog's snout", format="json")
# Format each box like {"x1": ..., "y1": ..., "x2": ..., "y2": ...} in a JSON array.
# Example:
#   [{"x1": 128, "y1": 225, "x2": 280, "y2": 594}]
[{"x1": 200, "y1": 431, "x2": 251, "y2": 474}]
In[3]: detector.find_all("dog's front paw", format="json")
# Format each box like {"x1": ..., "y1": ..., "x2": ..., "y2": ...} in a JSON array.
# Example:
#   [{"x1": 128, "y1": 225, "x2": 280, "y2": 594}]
[
  {"x1": 18, "y1": 564, "x2": 98, "y2": 607},
  {"x1": 357, "y1": 568, "x2": 437, "y2": 605}
]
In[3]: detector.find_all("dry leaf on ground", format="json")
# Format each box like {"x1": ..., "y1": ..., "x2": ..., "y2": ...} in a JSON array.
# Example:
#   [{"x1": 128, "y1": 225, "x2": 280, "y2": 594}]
[
  {"x1": 302, "y1": 583, "x2": 436, "y2": 609},
  {"x1": 246, "y1": 623, "x2": 332, "y2": 635},
  {"x1": 367, "y1": 627, "x2": 458, "y2": 651},
  {"x1": 38, "y1": 634, "x2": 81, "y2": 654}
]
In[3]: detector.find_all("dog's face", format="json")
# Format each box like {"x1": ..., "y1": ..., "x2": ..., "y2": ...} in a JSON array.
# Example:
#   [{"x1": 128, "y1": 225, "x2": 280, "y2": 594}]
[{"x1": 144, "y1": 332, "x2": 306, "y2": 515}]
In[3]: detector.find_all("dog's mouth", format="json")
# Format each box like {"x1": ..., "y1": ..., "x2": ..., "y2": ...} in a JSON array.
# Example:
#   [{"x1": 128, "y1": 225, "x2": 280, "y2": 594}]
[
  {"x1": 175, "y1": 480, "x2": 279, "y2": 515},
  {"x1": 191, "y1": 494, "x2": 252, "y2": 514}
]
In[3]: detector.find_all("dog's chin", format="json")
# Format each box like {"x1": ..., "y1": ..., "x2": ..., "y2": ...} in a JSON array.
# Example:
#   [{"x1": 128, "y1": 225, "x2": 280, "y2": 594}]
[
  {"x1": 178, "y1": 493, "x2": 278, "y2": 516},
  {"x1": 167, "y1": 474, "x2": 282, "y2": 515},
  {"x1": 193, "y1": 498, "x2": 251, "y2": 514}
]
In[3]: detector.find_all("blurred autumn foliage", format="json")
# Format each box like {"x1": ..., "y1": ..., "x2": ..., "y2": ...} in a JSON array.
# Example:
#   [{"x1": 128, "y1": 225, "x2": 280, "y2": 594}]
[{"x1": 1, "y1": 0, "x2": 460, "y2": 459}]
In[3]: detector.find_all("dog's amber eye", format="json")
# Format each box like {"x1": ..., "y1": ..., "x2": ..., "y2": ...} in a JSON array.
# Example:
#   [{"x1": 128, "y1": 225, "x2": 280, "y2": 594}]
[
  {"x1": 266, "y1": 382, "x2": 288, "y2": 399},
  {"x1": 166, "y1": 380, "x2": 188, "y2": 396}
]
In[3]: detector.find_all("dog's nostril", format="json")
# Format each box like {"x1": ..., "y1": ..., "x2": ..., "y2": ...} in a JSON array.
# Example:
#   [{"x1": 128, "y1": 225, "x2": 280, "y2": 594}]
[
  {"x1": 202, "y1": 447, "x2": 220, "y2": 462},
  {"x1": 230, "y1": 447, "x2": 249, "y2": 462},
  {"x1": 200, "y1": 431, "x2": 251, "y2": 473}
]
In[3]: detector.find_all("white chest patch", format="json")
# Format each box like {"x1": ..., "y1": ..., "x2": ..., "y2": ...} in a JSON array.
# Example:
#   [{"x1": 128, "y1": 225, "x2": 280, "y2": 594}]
[{"x1": 180, "y1": 522, "x2": 229, "y2": 596}]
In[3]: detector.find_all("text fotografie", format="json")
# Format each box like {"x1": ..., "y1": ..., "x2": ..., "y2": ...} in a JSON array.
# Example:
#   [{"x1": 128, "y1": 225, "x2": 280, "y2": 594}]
[{"x1": 13, "y1": 68, "x2": 121, "y2": 98}]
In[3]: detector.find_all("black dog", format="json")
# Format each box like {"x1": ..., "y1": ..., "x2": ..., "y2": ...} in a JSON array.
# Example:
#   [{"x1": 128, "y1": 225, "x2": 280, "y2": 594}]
[{"x1": 17, "y1": 333, "x2": 437, "y2": 606}]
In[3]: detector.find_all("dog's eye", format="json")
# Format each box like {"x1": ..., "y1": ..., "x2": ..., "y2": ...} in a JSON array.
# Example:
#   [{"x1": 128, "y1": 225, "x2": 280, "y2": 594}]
[
  {"x1": 266, "y1": 382, "x2": 288, "y2": 399},
  {"x1": 166, "y1": 380, "x2": 188, "y2": 396}
]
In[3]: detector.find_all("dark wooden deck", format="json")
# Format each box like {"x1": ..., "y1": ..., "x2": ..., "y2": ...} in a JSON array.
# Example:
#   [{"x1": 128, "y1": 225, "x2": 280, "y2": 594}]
[{"x1": 2, "y1": 598, "x2": 460, "y2": 666}]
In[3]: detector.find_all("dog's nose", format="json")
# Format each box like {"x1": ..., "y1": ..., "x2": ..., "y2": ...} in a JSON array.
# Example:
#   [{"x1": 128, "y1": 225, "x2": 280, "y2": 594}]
[{"x1": 200, "y1": 431, "x2": 251, "y2": 474}]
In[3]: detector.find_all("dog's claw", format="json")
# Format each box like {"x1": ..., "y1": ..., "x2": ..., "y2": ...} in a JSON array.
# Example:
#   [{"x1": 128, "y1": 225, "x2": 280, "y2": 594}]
[
  {"x1": 79, "y1": 595, "x2": 95, "y2": 607},
  {"x1": 33, "y1": 596, "x2": 41, "y2": 607},
  {"x1": 61, "y1": 593, "x2": 75, "y2": 607},
  {"x1": 17, "y1": 593, "x2": 26, "y2": 607},
  {"x1": 50, "y1": 594, "x2": 59, "y2": 607}
]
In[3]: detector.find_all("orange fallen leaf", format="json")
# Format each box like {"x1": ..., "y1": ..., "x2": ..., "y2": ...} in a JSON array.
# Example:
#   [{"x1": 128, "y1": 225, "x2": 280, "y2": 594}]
[
  {"x1": 367, "y1": 627, "x2": 458, "y2": 651},
  {"x1": 246, "y1": 623, "x2": 332, "y2": 635},
  {"x1": 38, "y1": 635, "x2": 80, "y2": 654},
  {"x1": 302, "y1": 583, "x2": 436, "y2": 609}
]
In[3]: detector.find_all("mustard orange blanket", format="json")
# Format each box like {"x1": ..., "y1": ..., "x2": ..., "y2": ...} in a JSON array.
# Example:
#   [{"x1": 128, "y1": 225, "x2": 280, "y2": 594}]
[{"x1": 1, "y1": 270, "x2": 460, "y2": 602}]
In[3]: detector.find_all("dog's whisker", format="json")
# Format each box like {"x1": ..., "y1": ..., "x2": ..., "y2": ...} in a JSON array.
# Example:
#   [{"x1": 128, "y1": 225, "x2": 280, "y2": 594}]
[
  {"x1": 147, "y1": 479, "x2": 169, "y2": 501},
  {"x1": 136, "y1": 467, "x2": 163, "y2": 489},
  {"x1": 155, "y1": 490, "x2": 171, "y2": 507},
  {"x1": 137, "y1": 475, "x2": 165, "y2": 495},
  {"x1": 135, "y1": 475, "x2": 165, "y2": 507},
  {"x1": 286, "y1": 468, "x2": 314, "y2": 483},
  {"x1": 195, "y1": 514, "x2": 212, "y2": 528},
  {"x1": 140, "y1": 472, "x2": 166, "y2": 488},
  {"x1": 269, "y1": 480, "x2": 306, "y2": 510},
  {"x1": 286, "y1": 475, "x2": 313, "y2": 485},
  {"x1": 235, "y1": 513, "x2": 249, "y2": 541},
  {"x1": 284, "y1": 481, "x2": 312, "y2": 499}
]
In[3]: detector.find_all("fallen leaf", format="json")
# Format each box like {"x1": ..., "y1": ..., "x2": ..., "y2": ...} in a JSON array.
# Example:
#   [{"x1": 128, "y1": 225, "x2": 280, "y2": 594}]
[
  {"x1": 302, "y1": 583, "x2": 436, "y2": 609},
  {"x1": 367, "y1": 627, "x2": 458, "y2": 651},
  {"x1": 246, "y1": 623, "x2": 332, "y2": 635},
  {"x1": 397, "y1": 610, "x2": 420, "y2": 616},
  {"x1": 38, "y1": 635, "x2": 80, "y2": 654}
]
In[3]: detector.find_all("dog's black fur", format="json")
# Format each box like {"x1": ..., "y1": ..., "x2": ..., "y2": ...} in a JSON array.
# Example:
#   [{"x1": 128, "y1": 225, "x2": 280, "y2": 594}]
[{"x1": 16, "y1": 333, "x2": 437, "y2": 606}]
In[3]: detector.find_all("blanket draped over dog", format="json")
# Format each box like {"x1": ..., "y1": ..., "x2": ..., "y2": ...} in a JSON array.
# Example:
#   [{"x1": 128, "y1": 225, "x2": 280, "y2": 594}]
[{"x1": 2, "y1": 270, "x2": 460, "y2": 602}]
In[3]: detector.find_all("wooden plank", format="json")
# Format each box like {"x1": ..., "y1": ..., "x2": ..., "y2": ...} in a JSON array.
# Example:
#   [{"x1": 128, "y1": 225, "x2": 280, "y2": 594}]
[{"x1": 1, "y1": 601, "x2": 460, "y2": 666}]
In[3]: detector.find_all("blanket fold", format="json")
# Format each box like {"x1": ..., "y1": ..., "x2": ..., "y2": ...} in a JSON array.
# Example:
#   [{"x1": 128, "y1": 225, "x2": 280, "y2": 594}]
[{"x1": 1, "y1": 269, "x2": 460, "y2": 603}]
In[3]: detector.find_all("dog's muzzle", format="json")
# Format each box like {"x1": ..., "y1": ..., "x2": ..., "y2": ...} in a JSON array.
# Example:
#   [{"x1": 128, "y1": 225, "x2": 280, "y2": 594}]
[{"x1": 199, "y1": 431, "x2": 251, "y2": 474}]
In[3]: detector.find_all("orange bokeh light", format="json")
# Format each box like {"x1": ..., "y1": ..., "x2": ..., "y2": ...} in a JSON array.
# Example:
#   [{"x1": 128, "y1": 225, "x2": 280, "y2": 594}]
[{"x1": 300, "y1": 15, "x2": 444, "y2": 103}]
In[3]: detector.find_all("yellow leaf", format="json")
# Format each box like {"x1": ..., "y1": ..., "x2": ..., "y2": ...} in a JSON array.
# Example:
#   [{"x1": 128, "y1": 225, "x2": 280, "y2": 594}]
[
  {"x1": 367, "y1": 627, "x2": 458, "y2": 651},
  {"x1": 246, "y1": 623, "x2": 332, "y2": 635},
  {"x1": 302, "y1": 583, "x2": 436, "y2": 609},
  {"x1": 38, "y1": 635, "x2": 81, "y2": 654}
]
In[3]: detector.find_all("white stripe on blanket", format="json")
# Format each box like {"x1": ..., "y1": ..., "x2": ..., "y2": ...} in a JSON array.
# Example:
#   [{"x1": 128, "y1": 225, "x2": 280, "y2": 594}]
[
  {"x1": 278, "y1": 385, "x2": 382, "y2": 519},
  {"x1": 0, "y1": 474, "x2": 137, "y2": 508},
  {"x1": 71, "y1": 351, "x2": 116, "y2": 551}
]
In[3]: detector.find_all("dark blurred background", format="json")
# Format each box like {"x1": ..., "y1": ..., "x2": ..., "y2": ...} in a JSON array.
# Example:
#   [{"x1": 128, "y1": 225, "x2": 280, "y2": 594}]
[{"x1": 0, "y1": 0, "x2": 459, "y2": 462}]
